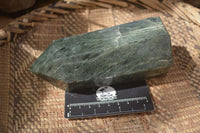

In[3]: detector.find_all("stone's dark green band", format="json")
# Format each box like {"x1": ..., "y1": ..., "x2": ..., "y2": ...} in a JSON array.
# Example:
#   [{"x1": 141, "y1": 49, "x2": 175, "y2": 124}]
[{"x1": 31, "y1": 17, "x2": 173, "y2": 91}]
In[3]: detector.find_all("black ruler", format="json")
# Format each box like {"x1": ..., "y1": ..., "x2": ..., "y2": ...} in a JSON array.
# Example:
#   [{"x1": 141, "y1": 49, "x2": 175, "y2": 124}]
[{"x1": 65, "y1": 80, "x2": 154, "y2": 119}]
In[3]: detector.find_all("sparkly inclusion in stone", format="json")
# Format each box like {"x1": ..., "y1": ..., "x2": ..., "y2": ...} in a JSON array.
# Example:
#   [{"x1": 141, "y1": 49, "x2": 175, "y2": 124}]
[{"x1": 31, "y1": 17, "x2": 173, "y2": 91}]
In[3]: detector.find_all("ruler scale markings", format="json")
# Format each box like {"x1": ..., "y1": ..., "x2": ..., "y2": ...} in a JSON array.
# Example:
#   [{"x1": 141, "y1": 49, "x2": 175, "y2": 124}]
[
  {"x1": 69, "y1": 97, "x2": 147, "y2": 107},
  {"x1": 70, "y1": 109, "x2": 148, "y2": 117}
]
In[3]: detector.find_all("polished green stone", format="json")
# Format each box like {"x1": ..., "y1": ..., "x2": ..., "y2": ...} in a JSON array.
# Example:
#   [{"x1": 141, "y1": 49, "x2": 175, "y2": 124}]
[{"x1": 31, "y1": 17, "x2": 173, "y2": 91}]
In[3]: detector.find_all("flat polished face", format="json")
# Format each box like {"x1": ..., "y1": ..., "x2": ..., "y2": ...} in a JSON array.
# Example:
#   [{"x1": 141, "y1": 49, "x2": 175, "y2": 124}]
[{"x1": 31, "y1": 17, "x2": 173, "y2": 91}]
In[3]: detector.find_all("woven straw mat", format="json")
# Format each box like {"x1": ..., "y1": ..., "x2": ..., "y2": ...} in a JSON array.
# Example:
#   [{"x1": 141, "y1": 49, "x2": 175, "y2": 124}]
[{"x1": 0, "y1": 0, "x2": 200, "y2": 132}]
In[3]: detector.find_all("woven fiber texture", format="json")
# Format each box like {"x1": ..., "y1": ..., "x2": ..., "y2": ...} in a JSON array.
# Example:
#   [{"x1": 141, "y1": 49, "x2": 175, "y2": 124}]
[{"x1": 0, "y1": 0, "x2": 200, "y2": 132}]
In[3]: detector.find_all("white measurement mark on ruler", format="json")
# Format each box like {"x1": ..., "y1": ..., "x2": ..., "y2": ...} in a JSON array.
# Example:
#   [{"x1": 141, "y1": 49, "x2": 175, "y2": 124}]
[
  {"x1": 119, "y1": 106, "x2": 121, "y2": 112},
  {"x1": 94, "y1": 109, "x2": 96, "y2": 114},
  {"x1": 144, "y1": 104, "x2": 146, "y2": 110}
]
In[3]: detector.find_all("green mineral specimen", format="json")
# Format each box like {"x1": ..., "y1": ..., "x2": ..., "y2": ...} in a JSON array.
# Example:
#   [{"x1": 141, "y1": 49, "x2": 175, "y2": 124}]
[{"x1": 31, "y1": 17, "x2": 173, "y2": 91}]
